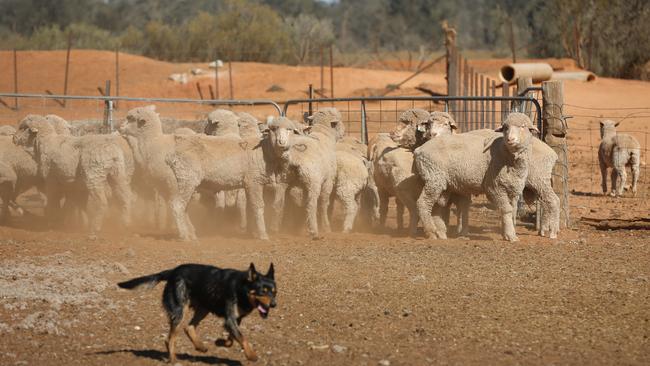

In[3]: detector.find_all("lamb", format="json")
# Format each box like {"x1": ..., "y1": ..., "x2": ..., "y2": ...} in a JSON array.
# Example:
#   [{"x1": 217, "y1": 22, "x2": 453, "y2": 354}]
[
  {"x1": 121, "y1": 106, "x2": 280, "y2": 241},
  {"x1": 466, "y1": 128, "x2": 560, "y2": 239},
  {"x1": 13, "y1": 115, "x2": 133, "y2": 235},
  {"x1": 598, "y1": 120, "x2": 641, "y2": 197},
  {"x1": 266, "y1": 115, "x2": 337, "y2": 238},
  {"x1": 414, "y1": 112, "x2": 539, "y2": 242}
]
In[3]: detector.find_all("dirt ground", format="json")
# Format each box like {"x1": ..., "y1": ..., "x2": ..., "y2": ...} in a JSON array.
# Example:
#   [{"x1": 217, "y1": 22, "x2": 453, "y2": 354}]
[{"x1": 0, "y1": 50, "x2": 649, "y2": 365}]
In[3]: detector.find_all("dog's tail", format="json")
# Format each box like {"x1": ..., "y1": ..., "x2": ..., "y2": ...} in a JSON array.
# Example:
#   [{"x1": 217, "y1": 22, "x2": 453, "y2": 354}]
[{"x1": 117, "y1": 270, "x2": 172, "y2": 290}]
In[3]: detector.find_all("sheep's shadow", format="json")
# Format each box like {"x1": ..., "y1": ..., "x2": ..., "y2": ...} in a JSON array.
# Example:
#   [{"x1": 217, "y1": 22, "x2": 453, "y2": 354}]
[{"x1": 93, "y1": 348, "x2": 242, "y2": 366}]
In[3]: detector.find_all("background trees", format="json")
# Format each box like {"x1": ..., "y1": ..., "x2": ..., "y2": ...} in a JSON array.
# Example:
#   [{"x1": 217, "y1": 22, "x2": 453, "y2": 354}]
[{"x1": 0, "y1": 0, "x2": 647, "y2": 79}]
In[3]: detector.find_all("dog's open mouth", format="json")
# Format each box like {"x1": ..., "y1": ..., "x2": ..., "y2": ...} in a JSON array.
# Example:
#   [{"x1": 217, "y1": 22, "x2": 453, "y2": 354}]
[{"x1": 257, "y1": 304, "x2": 269, "y2": 318}]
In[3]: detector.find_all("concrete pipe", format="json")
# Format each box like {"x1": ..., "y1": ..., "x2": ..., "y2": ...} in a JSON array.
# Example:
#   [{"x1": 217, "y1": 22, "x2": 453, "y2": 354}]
[
  {"x1": 551, "y1": 71, "x2": 596, "y2": 82},
  {"x1": 499, "y1": 63, "x2": 553, "y2": 84}
]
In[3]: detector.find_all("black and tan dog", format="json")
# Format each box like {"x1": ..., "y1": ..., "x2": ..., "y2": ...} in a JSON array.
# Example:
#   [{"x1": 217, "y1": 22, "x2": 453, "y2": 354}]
[{"x1": 117, "y1": 263, "x2": 276, "y2": 362}]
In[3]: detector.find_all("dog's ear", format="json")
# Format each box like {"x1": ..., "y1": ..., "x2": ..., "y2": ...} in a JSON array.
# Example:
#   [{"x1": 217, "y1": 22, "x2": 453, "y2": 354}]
[
  {"x1": 266, "y1": 263, "x2": 274, "y2": 279},
  {"x1": 247, "y1": 263, "x2": 257, "y2": 282}
]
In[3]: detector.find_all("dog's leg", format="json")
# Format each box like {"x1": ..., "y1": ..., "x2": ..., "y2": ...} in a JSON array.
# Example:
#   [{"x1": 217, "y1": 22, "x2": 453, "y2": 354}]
[
  {"x1": 225, "y1": 314, "x2": 258, "y2": 361},
  {"x1": 184, "y1": 308, "x2": 209, "y2": 353},
  {"x1": 163, "y1": 282, "x2": 188, "y2": 363}
]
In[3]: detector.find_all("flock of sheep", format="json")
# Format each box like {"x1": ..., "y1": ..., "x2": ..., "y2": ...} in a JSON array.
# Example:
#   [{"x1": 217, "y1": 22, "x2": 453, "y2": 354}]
[{"x1": 0, "y1": 104, "x2": 641, "y2": 242}]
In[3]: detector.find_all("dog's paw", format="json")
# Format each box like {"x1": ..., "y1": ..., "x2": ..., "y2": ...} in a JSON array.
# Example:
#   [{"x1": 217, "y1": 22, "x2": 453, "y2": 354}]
[{"x1": 215, "y1": 338, "x2": 233, "y2": 348}]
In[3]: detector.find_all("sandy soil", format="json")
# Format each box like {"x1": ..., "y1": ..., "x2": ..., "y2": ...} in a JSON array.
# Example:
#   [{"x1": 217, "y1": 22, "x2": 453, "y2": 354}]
[{"x1": 0, "y1": 50, "x2": 648, "y2": 365}]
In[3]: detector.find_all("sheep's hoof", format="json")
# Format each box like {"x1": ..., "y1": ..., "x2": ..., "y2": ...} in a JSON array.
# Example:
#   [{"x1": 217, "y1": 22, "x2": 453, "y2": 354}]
[
  {"x1": 310, "y1": 234, "x2": 323, "y2": 241},
  {"x1": 505, "y1": 235, "x2": 519, "y2": 242}
]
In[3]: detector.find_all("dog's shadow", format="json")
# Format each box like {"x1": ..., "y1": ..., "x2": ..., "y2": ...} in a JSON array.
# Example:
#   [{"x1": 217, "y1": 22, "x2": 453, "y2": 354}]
[{"x1": 93, "y1": 349, "x2": 242, "y2": 366}]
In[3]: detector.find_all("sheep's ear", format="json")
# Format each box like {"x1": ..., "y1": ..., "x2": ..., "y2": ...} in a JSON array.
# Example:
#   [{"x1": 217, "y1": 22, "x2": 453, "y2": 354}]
[
  {"x1": 301, "y1": 126, "x2": 312, "y2": 134},
  {"x1": 448, "y1": 119, "x2": 458, "y2": 130},
  {"x1": 599, "y1": 121, "x2": 604, "y2": 127},
  {"x1": 247, "y1": 263, "x2": 257, "y2": 282},
  {"x1": 528, "y1": 124, "x2": 540, "y2": 133},
  {"x1": 614, "y1": 121, "x2": 621, "y2": 127},
  {"x1": 29, "y1": 127, "x2": 38, "y2": 134},
  {"x1": 494, "y1": 125, "x2": 504, "y2": 132}
]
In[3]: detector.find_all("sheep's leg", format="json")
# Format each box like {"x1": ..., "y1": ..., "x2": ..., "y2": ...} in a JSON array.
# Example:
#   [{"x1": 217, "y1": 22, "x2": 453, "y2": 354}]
[
  {"x1": 108, "y1": 173, "x2": 133, "y2": 228},
  {"x1": 538, "y1": 185, "x2": 560, "y2": 239},
  {"x1": 490, "y1": 192, "x2": 518, "y2": 242},
  {"x1": 431, "y1": 204, "x2": 448, "y2": 239},
  {"x1": 417, "y1": 183, "x2": 445, "y2": 239},
  {"x1": 616, "y1": 167, "x2": 627, "y2": 197},
  {"x1": 246, "y1": 184, "x2": 269, "y2": 240},
  {"x1": 396, "y1": 199, "x2": 405, "y2": 230},
  {"x1": 318, "y1": 178, "x2": 334, "y2": 234},
  {"x1": 396, "y1": 189, "x2": 418, "y2": 237},
  {"x1": 86, "y1": 185, "x2": 108, "y2": 236},
  {"x1": 269, "y1": 184, "x2": 286, "y2": 233},
  {"x1": 378, "y1": 189, "x2": 389, "y2": 228},
  {"x1": 609, "y1": 169, "x2": 618, "y2": 197},
  {"x1": 340, "y1": 190, "x2": 359, "y2": 234},
  {"x1": 45, "y1": 182, "x2": 64, "y2": 227},
  {"x1": 170, "y1": 195, "x2": 192, "y2": 241},
  {"x1": 236, "y1": 189, "x2": 247, "y2": 232},
  {"x1": 598, "y1": 155, "x2": 608, "y2": 195},
  {"x1": 456, "y1": 195, "x2": 471, "y2": 237},
  {"x1": 304, "y1": 182, "x2": 321, "y2": 239}
]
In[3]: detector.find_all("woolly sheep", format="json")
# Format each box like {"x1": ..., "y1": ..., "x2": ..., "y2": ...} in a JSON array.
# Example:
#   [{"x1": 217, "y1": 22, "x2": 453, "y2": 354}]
[
  {"x1": 266, "y1": 116, "x2": 337, "y2": 238},
  {"x1": 0, "y1": 135, "x2": 39, "y2": 222},
  {"x1": 236, "y1": 112, "x2": 263, "y2": 139},
  {"x1": 121, "y1": 106, "x2": 280, "y2": 241},
  {"x1": 598, "y1": 120, "x2": 641, "y2": 197},
  {"x1": 368, "y1": 133, "x2": 406, "y2": 230},
  {"x1": 204, "y1": 109, "x2": 241, "y2": 137},
  {"x1": 467, "y1": 128, "x2": 560, "y2": 239},
  {"x1": 14, "y1": 115, "x2": 133, "y2": 235},
  {"x1": 414, "y1": 112, "x2": 539, "y2": 241}
]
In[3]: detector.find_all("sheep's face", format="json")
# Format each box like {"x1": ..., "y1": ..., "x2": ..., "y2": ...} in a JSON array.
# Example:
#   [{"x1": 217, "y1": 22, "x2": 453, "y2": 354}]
[
  {"x1": 421, "y1": 112, "x2": 457, "y2": 140},
  {"x1": 267, "y1": 118, "x2": 301, "y2": 152},
  {"x1": 599, "y1": 120, "x2": 619, "y2": 139},
  {"x1": 390, "y1": 122, "x2": 416, "y2": 148},
  {"x1": 205, "y1": 109, "x2": 239, "y2": 136},
  {"x1": 307, "y1": 108, "x2": 344, "y2": 140},
  {"x1": 14, "y1": 115, "x2": 51, "y2": 149},
  {"x1": 121, "y1": 106, "x2": 161, "y2": 138},
  {"x1": 44, "y1": 115, "x2": 72, "y2": 135},
  {"x1": 497, "y1": 113, "x2": 538, "y2": 153}
]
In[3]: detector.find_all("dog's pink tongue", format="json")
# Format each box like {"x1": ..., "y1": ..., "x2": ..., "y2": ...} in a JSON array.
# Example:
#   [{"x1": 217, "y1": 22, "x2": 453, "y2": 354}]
[{"x1": 257, "y1": 305, "x2": 267, "y2": 314}]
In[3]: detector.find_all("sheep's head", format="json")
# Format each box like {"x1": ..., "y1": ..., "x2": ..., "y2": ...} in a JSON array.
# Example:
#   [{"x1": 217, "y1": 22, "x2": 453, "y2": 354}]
[
  {"x1": 0, "y1": 125, "x2": 16, "y2": 137},
  {"x1": 14, "y1": 114, "x2": 55, "y2": 148},
  {"x1": 496, "y1": 113, "x2": 538, "y2": 154},
  {"x1": 266, "y1": 117, "x2": 302, "y2": 153},
  {"x1": 599, "y1": 119, "x2": 619, "y2": 139},
  {"x1": 121, "y1": 105, "x2": 161, "y2": 138},
  {"x1": 390, "y1": 108, "x2": 430, "y2": 148},
  {"x1": 204, "y1": 109, "x2": 240, "y2": 136},
  {"x1": 419, "y1": 111, "x2": 457, "y2": 140},
  {"x1": 306, "y1": 108, "x2": 344, "y2": 140},
  {"x1": 44, "y1": 114, "x2": 72, "y2": 135},
  {"x1": 237, "y1": 112, "x2": 262, "y2": 138}
]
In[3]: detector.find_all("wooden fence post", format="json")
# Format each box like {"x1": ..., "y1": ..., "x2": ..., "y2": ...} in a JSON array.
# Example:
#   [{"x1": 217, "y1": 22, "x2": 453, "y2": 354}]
[
  {"x1": 63, "y1": 34, "x2": 72, "y2": 107},
  {"x1": 542, "y1": 80, "x2": 569, "y2": 228},
  {"x1": 516, "y1": 77, "x2": 533, "y2": 117},
  {"x1": 115, "y1": 47, "x2": 120, "y2": 109},
  {"x1": 444, "y1": 22, "x2": 458, "y2": 121},
  {"x1": 13, "y1": 49, "x2": 18, "y2": 110},
  {"x1": 228, "y1": 61, "x2": 234, "y2": 99}
]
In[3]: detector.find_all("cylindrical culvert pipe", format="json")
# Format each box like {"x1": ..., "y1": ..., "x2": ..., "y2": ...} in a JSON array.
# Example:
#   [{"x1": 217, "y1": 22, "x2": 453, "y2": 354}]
[{"x1": 499, "y1": 63, "x2": 553, "y2": 84}]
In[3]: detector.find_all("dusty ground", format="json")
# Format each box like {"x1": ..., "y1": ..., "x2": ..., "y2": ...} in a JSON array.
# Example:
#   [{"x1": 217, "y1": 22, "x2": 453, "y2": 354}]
[{"x1": 0, "y1": 50, "x2": 649, "y2": 365}]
